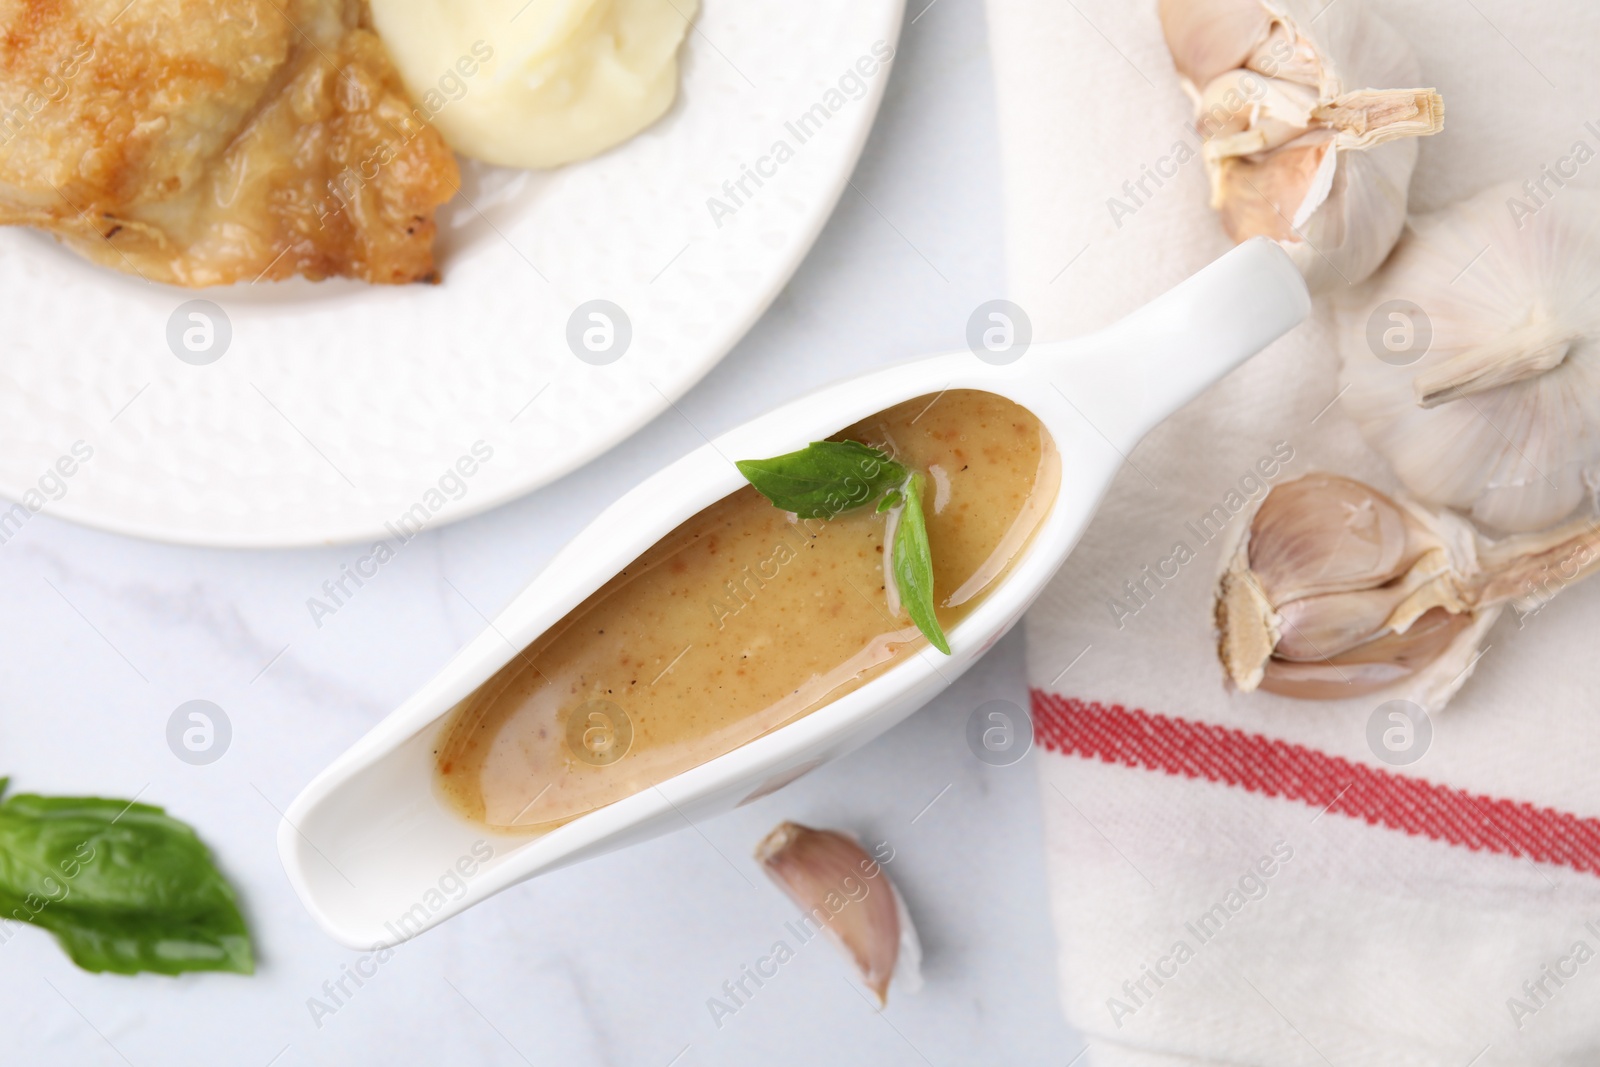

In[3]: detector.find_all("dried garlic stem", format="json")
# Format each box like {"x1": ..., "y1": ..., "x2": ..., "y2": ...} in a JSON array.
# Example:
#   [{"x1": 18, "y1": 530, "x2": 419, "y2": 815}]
[
  {"x1": 1471, "y1": 517, "x2": 1600, "y2": 607},
  {"x1": 1312, "y1": 89, "x2": 1445, "y2": 148}
]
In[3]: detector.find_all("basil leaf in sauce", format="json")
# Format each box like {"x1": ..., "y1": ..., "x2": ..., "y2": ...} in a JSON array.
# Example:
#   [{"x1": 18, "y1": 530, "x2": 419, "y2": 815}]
[
  {"x1": 735, "y1": 440, "x2": 907, "y2": 519},
  {"x1": 0, "y1": 787, "x2": 253, "y2": 975},
  {"x1": 892, "y1": 472, "x2": 951, "y2": 655}
]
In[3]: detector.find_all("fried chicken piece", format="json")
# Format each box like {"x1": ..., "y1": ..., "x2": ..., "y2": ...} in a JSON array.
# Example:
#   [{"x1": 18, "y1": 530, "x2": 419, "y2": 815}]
[{"x1": 0, "y1": 0, "x2": 459, "y2": 286}]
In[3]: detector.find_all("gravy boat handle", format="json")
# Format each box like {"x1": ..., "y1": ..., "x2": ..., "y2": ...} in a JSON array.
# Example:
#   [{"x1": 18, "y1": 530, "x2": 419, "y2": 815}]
[{"x1": 1032, "y1": 238, "x2": 1312, "y2": 451}]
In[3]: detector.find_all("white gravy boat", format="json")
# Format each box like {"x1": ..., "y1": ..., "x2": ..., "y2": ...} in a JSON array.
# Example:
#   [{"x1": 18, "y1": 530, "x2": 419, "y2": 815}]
[{"x1": 280, "y1": 239, "x2": 1310, "y2": 948}]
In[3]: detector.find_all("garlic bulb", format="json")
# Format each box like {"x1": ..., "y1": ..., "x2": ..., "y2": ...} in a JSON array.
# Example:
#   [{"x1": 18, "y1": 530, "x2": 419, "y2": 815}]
[
  {"x1": 755, "y1": 822, "x2": 922, "y2": 1006},
  {"x1": 1338, "y1": 183, "x2": 1600, "y2": 533},
  {"x1": 1159, "y1": 0, "x2": 1444, "y2": 291},
  {"x1": 1216, "y1": 472, "x2": 1600, "y2": 710}
]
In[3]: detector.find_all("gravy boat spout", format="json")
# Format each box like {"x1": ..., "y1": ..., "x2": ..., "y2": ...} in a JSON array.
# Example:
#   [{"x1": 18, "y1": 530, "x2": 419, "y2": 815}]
[{"x1": 280, "y1": 238, "x2": 1310, "y2": 948}]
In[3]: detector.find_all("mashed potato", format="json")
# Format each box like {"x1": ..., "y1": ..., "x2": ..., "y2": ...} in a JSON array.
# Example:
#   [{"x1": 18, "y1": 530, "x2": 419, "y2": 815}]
[{"x1": 369, "y1": 0, "x2": 696, "y2": 169}]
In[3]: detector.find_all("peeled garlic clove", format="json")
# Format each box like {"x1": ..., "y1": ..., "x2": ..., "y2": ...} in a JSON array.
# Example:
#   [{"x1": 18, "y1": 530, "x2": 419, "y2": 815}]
[
  {"x1": 1160, "y1": 0, "x2": 1444, "y2": 290},
  {"x1": 1338, "y1": 184, "x2": 1600, "y2": 532},
  {"x1": 755, "y1": 822, "x2": 920, "y2": 1006}
]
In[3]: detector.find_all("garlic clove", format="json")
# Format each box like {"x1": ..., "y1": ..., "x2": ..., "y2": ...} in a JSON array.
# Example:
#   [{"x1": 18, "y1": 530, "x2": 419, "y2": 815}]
[
  {"x1": 755, "y1": 822, "x2": 919, "y2": 1006},
  {"x1": 1244, "y1": 472, "x2": 1417, "y2": 603},
  {"x1": 1244, "y1": 20, "x2": 1319, "y2": 86},
  {"x1": 1212, "y1": 137, "x2": 1330, "y2": 242},
  {"x1": 1217, "y1": 472, "x2": 1423, "y2": 687},
  {"x1": 1217, "y1": 472, "x2": 1600, "y2": 710},
  {"x1": 1259, "y1": 605, "x2": 1475, "y2": 699},
  {"x1": 1272, "y1": 581, "x2": 1427, "y2": 662},
  {"x1": 1269, "y1": 538, "x2": 1469, "y2": 663},
  {"x1": 1159, "y1": 0, "x2": 1272, "y2": 91}
]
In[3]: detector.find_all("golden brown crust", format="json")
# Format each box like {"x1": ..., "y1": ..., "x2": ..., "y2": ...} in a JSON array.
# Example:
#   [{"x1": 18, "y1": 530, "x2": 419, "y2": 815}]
[{"x1": 0, "y1": 0, "x2": 458, "y2": 286}]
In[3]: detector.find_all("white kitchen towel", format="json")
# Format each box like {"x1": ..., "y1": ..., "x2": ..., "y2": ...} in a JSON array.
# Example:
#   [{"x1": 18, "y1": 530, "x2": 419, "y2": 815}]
[{"x1": 985, "y1": 0, "x2": 1600, "y2": 1064}]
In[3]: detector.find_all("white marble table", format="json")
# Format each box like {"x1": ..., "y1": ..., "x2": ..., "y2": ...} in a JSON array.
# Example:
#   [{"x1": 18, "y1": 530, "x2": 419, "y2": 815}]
[{"x1": 0, "y1": 4, "x2": 1084, "y2": 1063}]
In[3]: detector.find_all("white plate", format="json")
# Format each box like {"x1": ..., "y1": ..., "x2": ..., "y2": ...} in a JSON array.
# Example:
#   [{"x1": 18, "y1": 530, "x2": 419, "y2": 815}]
[{"x1": 0, "y1": 0, "x2": 903, "y2": 548}]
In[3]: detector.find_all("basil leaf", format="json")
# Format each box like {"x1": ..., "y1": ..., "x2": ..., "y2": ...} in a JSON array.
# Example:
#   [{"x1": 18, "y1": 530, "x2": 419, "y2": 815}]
[
  {"x1": 736, "y1": 440, "x2": 907, "y2": 519},
  {"x1": 0, "y1": 791, "x2": 253, "y2": 975},
  {"x1": 892, "y1": 472, "x2": 951, "y2": 655}
]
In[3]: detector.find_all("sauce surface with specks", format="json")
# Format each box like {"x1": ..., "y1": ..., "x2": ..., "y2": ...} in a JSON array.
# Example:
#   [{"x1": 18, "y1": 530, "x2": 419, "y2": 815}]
[{"x1": 435, "y1": 390, "x2": 1059, "y2": 831}]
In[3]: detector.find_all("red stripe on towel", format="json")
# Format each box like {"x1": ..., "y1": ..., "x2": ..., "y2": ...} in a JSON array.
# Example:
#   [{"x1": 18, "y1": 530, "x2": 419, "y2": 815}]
[{"x1": 1031, "y1": 691, "x2": 1600, "y2": 879}]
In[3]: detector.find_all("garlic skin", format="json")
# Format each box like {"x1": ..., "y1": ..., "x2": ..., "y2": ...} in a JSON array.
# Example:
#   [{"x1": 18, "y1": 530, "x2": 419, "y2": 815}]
[
  {"x1": 1216, "y1": 473, "x2": 1600, "y2": 711},
  {"x1": 1159, "y1": 0, "x2": 1443, "y2": 291},
  {"x1": 1338, "y1": 184, "x2": 1600, "y2": 533},
  {"x1": 755, "y1": 822, "x2": 921, "y2": 1006}
]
